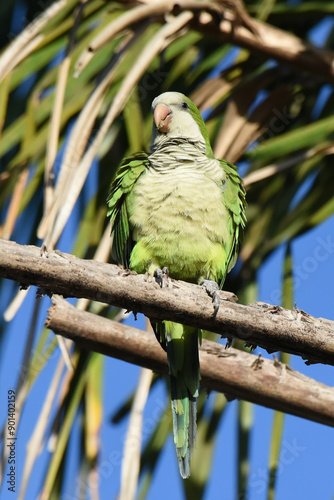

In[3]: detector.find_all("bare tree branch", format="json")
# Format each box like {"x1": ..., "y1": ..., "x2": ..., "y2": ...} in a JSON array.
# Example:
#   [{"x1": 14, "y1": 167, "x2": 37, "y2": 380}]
[
  {"x1": 74, "y1": 1, "x2": 334, "y2": 82},
  {"x1": 1, "y1": 239, "x2": 334, "y2": 365},
  {"x1": 184, "y1": 0, "x2": 334, "y2": 81},
  {"x1": 46, "y1": 296, "x2": 334, "y2": 428}
]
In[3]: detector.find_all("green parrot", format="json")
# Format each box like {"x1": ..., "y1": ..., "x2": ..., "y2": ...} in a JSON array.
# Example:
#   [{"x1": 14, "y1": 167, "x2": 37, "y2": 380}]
[{"x1": 107, "y1": 92, "x2": 246, "y2": 478}]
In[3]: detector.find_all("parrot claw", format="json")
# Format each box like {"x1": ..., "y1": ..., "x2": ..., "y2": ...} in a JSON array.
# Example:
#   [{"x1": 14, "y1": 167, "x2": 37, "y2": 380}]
[
  {"x1": 40, "y1": 244, "x2": 49, "y2": 257},
  {"x1": 154, "y1": 267, "x2": 170, "y2": 288},
  {"x1": 225, "y1": 337, "x2": 233, "y2": 349},
  {"x1": 201, "y1": 279, "x2": 220, "y2": 315},
  {"x1": 144, "y1": 271, "x2": 152, "y2": 283}
]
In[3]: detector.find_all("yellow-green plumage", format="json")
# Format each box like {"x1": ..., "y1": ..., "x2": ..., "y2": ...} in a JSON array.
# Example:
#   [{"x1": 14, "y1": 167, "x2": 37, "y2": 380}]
[
  {"x1": 107, "y1": 92, "x2": 246, "y2": 478},
  {"x1": 129, "y1": 144, "x2": 230, "y2": 283}
]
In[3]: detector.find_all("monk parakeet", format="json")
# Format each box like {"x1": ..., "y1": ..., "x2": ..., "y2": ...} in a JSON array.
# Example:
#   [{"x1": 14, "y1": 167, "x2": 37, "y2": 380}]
[{"x1": 107, "y1": 92, "x2": 246, "y2": 478}]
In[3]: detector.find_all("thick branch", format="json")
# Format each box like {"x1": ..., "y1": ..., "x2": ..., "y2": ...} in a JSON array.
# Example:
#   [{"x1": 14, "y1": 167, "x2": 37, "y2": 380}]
[
  {"x1": 46, "y1": 297, "x2": 334, "y2": 428},
  {"x1": 189, "y1": 6, "x2": 334, "y2": 81},
  {"x1": 1, "y1": 239, "x2": 334, "y2": 365},
  {"x1": 140, "y1": 1, "x2": 334, "y2": 82}
]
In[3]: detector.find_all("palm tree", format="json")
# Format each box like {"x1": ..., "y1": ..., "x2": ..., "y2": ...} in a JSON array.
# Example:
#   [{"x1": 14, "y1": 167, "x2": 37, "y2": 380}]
[{"x1": 1, "y1": 1, "x2": 334, "y2": 499}]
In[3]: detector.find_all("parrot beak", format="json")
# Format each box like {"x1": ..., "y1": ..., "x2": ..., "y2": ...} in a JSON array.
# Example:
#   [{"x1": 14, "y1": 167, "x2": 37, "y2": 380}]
[{"x1": 154, "y1": 103, "x2": 172, "y2": 133}]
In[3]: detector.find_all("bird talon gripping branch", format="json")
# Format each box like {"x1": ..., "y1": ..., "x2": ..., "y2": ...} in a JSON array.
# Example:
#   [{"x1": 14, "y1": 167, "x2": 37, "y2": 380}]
[
  {"x1": 201, "y1": 279, "x2": 221, "y2": 315},
  {"x1": 153, "y1": 266, "x2": 170, "y2": 288}
]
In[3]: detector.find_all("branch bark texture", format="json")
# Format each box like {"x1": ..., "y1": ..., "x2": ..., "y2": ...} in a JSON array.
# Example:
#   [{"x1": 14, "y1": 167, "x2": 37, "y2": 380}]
[
  {"x1": 1, "y1": 239, "x2": 334, "y2": 365},
  {"x1": 46, "y1": 297, "x2": 334, "y2": 428},
  {"x1": 189, "y1": 3, "x2": 334, "y2": 81},
  {"x1": 141, "y1": 1, "x2": 334, "y2": 82}
]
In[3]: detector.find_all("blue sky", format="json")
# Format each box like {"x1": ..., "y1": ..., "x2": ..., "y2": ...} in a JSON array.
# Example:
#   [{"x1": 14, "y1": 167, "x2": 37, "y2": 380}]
[{"x1": 1, "y1": 3, "x2": 334, "y2": 500}]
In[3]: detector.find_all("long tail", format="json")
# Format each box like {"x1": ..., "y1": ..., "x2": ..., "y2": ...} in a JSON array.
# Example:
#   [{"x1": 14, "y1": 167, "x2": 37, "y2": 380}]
[{"x1": 162, "y1": 321, "x2": 200, "y2": 479}]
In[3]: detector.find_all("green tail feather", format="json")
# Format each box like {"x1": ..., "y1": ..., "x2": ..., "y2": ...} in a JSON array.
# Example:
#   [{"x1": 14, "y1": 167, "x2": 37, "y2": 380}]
[
  {"x1": 154, "y1": 321, "x2": 200, "y2": 478},
  {"x1": 170, "y1": 376, "x2": 197, "y2": 478}
]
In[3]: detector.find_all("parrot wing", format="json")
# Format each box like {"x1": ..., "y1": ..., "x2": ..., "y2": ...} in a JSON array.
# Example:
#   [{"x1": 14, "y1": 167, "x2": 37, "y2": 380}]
[
  {"x1": 220, "y1": 159, "x2": 247, "y2": 286},
  {"x1": 107, "y1": 152, "x2": 149, "y2": 269}
]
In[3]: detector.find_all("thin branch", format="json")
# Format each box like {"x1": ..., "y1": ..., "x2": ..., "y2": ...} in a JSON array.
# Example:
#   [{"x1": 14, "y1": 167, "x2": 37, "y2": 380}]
[
  {"x1": 0, "y1": 0, "x2": 69, "y2": 82},
  {"x1": 1, "y1": 239, "x2": 334, "y2": 365},
  {"x1": 74, "y1": 1, "x2": 177, "y2": 76},
  {"x1": 0, "y1": 168, "x2": 29, "y2": 239},
  {"x1": 4, "y1": 287, "x2": 29, "y2": 322},
  {"x1": 243, "y1": 143, "x2": 334, "y2": 188},
  {"x1": 18, "y1": 355, "x2": 66, "y2": 500},
  {"x1": 120, "y1": 367, "x2": 153, "y2": 500},
  {"x1": 46, "y1": 297, "x2": 334, "y2": 428},
  {"x1": 189, "y1": 1, "x2": 334, "y2": 81}
]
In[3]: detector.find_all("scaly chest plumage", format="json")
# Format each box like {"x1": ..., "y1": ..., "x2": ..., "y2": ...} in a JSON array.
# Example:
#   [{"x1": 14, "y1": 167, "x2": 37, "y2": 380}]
[{"x1": 128, "y1": 147, "x2": 231, "y2": 283}]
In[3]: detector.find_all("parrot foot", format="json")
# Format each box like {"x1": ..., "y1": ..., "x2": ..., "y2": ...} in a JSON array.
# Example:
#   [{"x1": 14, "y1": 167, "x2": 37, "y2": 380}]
[
  {"x1": 154, "y1": 267, "x2": 170, "y2": 288},
  {"x1": 201, "y1": 279, "x2": 220, "y2": 315}
]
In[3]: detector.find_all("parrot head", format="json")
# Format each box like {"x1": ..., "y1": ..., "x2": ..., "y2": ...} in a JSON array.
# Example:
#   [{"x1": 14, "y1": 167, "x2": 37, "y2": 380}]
[{"x1": 150, "y1": 91, "x2": 213, "y2": 156}]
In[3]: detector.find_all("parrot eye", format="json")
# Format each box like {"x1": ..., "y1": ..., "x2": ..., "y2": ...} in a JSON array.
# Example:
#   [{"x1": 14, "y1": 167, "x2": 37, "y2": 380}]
[{"x1": 181, "y1": 102, "x2": 189, "y2": 110}]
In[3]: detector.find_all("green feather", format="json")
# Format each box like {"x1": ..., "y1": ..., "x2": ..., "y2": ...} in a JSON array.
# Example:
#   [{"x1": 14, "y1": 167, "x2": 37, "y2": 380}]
[
  {"x1": 219, "y1": 159, "x2": 247, "y2": 283},
  {"x1": 184, "y1": 96, "x2": 215, "y2": 158},
  {"x1": 164, "y1": 322, "x2": 199, "y2": 479},
  {"x1": 107, "y1": 152, "x2": 148, "y2": 268}
]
